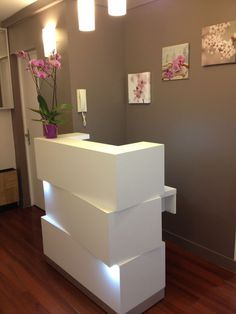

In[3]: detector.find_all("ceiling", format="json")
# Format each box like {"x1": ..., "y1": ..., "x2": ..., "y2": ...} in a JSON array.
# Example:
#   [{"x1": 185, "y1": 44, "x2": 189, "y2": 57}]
[
  {"x1": 0, "y1": 0, "x2": 37, "y2": 23},
  {"x1": 97, "y1": 0, "x2": 156, "y2": 9},
  {"x1": 0, "y1": 0, "x2": 157, "y2": 24}
]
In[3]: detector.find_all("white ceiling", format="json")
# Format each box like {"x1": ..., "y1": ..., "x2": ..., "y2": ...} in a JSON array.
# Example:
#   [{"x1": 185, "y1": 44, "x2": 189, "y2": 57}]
[{"x1": 0, "y1": 0, "x2": 37, "y2": 23}]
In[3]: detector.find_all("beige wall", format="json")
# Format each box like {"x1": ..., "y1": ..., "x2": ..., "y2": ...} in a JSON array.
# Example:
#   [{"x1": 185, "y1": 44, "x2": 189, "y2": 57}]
[
  {"x1": 0, "y1": 110, "x2": 16, "y2": 169},
  {"x1": 125, "y1": 0, "x2": 236, "y2": 264}
]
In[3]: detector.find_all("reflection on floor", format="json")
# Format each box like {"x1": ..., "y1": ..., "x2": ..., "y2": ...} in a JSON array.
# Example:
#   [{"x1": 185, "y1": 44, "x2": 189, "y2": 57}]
[{"x1": 0, "y1": 206, "x2": 235, "y2": 313}]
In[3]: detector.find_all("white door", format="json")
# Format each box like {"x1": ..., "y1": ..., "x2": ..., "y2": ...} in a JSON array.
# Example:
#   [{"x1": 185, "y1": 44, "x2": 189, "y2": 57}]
[{"x1": 18, "y1": 50, "x2": 45, "y2": 210}]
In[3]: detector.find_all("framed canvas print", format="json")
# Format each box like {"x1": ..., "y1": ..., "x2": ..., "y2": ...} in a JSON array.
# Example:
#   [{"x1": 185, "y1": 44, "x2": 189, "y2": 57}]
[
  {"x1": 202, "y1": 21, "x2": 236, "y2": 66},
  {"x1": 128, "y1": 72, "x2": 151, "y2": 104},
  {"x1": 162, "y1": 43, "x2": 189, "y2": 81}
]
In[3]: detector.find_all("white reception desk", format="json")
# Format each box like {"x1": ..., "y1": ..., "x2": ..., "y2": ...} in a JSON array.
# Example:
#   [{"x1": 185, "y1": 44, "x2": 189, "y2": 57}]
[{"x1": 34, "y1": 133, "x2": 176, "y2": 314}]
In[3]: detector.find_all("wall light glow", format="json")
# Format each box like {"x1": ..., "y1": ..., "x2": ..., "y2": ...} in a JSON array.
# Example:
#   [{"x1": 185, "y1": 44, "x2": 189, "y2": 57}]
[
  {"x1": 77, "y1": 0, "x2": 95, "y2": 32},
  {"x1": 108, "y1": 0, "x2": 127, "y2": 16},
  {"x1": 42, "y1": 24, "x2": 57, "y2": 57}
]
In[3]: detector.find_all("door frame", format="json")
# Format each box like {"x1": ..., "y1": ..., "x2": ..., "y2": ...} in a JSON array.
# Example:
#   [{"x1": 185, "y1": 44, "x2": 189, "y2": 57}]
[
  {"x1": 17, "y1": 49, "x2": 45, "y2": 209},
  {"x1": 17, "y1": 50, "x2": 36, "y2": 206}
]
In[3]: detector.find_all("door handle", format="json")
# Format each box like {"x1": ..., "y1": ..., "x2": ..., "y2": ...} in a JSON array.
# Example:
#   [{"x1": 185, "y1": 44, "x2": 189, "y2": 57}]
[{"x1": 24, "y1": 128, "x2": 31, "y2": 145}]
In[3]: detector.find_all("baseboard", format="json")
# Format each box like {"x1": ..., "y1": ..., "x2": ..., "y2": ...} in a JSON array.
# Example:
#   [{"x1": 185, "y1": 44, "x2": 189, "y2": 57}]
[{"x1": 163, "y1": 229, "x2": 236, "y2": 274}]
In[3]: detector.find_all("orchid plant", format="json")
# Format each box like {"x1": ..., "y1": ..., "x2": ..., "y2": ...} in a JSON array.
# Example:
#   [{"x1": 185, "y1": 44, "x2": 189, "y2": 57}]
[{"x1": 16, "y1": 50, "x2": 71, "y2": 126}]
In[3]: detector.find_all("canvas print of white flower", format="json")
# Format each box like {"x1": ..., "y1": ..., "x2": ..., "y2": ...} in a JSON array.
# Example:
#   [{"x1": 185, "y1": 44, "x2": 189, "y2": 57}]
[
  {"x1": 202, "y1": 21, "x2": 236, "y2": 66},
  {"x1": 162, "y1": 43, "x2": 189, "y2": 81},
  {"x1": 128, "y1": 72, "x2": 151, "y2": 104}
]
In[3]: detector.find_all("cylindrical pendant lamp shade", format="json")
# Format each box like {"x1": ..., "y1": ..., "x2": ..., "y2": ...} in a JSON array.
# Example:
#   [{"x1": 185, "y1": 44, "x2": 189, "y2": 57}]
[
  {"x1": 108, "y1": 0, "x2": 127, "y2": 16},
  {"x1": 77, "y1": 0, "x2": 95, "y2": 31}
]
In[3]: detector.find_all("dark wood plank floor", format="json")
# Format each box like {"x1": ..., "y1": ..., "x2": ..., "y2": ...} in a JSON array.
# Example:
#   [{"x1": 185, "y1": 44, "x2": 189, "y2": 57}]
[{"x1": 0, "y1": 206, "x2": 235, "y2": 314}]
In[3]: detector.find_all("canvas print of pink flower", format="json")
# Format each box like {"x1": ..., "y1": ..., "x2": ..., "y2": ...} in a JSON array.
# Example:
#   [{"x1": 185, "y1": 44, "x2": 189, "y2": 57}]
[
  {"x1": 202, "y1": 21, "x2": 236, "y2": 66},
  {"x1": 162, "y1": 43, "x2": 189, "y2": 81},
  {"x1": 128, "y1": 72, "x2": 151, "y2": 104}
]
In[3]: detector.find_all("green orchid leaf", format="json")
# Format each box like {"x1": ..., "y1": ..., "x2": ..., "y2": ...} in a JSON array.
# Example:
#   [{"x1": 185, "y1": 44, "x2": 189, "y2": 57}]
[
  {"x1": 30, "y1": 108, "x2": 43, "y2": 115},
  {"x1": 37, "y1": 95, "x2": 49, "y2": 115},
  {"x1": 29, "y1": 98, "x2": 71, "y2": 127},
  {"x1": 53, "y1": 119, "x2": 64, "y2": 125}
]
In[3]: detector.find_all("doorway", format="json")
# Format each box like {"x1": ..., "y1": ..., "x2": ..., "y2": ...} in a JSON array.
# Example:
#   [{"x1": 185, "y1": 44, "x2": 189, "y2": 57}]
[{"x1": 17, "y1": 50, "x2": 45, "y2": 210}]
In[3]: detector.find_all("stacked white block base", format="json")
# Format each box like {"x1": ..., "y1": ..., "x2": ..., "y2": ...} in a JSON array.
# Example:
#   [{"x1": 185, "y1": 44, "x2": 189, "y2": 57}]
[
  {"x1": 42, "y1": 216, "x2": 165, "y2": 314},
  {"x1": 43, "y1": 182, "x2": 163, "y2": 266},
  {"x1": 35, "y1": 133, "x2": 176, "y2": 314}
]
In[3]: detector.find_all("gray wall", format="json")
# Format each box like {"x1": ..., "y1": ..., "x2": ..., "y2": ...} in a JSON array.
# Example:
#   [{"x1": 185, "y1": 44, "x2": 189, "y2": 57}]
[
  {"x1": 4, "y1": 0, "x2": 236, "y2": 269},
  {"x1": 8, "y1": 1, "x2": 73, "y2": 135},
  {"x1": 65, "y1": 0, "x2": 126, "y2": 144},
  {"x1": 7, "y1": 1, "x2": 73, "y2": 206},
  {"x1": 6, "y1": 0, "x2": 126, "y2": 206},
  {"x1": 125, "y1": 0, "x2": 236, "y2": 261}
]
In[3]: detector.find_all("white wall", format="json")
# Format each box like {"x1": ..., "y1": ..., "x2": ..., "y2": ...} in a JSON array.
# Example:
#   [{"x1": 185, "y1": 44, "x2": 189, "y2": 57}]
[{"x1": 0, "y1": 110, "x2": 16, "y2": 169}]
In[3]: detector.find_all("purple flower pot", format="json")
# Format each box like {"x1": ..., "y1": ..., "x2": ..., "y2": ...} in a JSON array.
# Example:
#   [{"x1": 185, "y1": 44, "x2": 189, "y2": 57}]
[{"x1": 43, "y1": 124, "x2": 58, "y2": 139}]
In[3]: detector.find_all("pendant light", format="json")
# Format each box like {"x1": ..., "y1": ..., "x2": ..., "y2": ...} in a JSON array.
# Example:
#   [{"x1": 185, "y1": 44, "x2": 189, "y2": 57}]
[
  {"x1": 77, "y1": 0, "x2": 95, "y2": 32},
  {"x1": 108, "y1": 0, "x2": 127, "y2": 16}
]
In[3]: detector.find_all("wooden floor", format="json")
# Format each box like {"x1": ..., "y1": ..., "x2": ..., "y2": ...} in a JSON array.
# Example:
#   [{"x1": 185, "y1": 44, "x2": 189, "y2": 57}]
[{"x1": 0, "y1": 207, "x2": 235, "y2": 314}]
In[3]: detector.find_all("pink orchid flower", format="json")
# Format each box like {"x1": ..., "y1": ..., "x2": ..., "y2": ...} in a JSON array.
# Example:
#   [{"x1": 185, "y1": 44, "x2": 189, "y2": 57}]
[
  {"x1": 15, "y1": 50, "x2": 63, "y2": 113},
  {"x1": 16, "y1": 50, "x2": 28, "y2": 59},
  {"x1": 49, "y1": 59, "x2": 61, "y2": 69},
  {"x1": 29, "y1": 59, "x2": 45, "y2": 67},
  {"x1": 35, "y1": 71, "x2": 48, "y2": 79}
]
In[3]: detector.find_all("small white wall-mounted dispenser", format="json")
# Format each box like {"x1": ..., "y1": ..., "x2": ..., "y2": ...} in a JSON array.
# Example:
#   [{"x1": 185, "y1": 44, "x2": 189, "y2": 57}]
[{"x1": 77, "y1": 89, "x2": 87, "y2": 127}]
